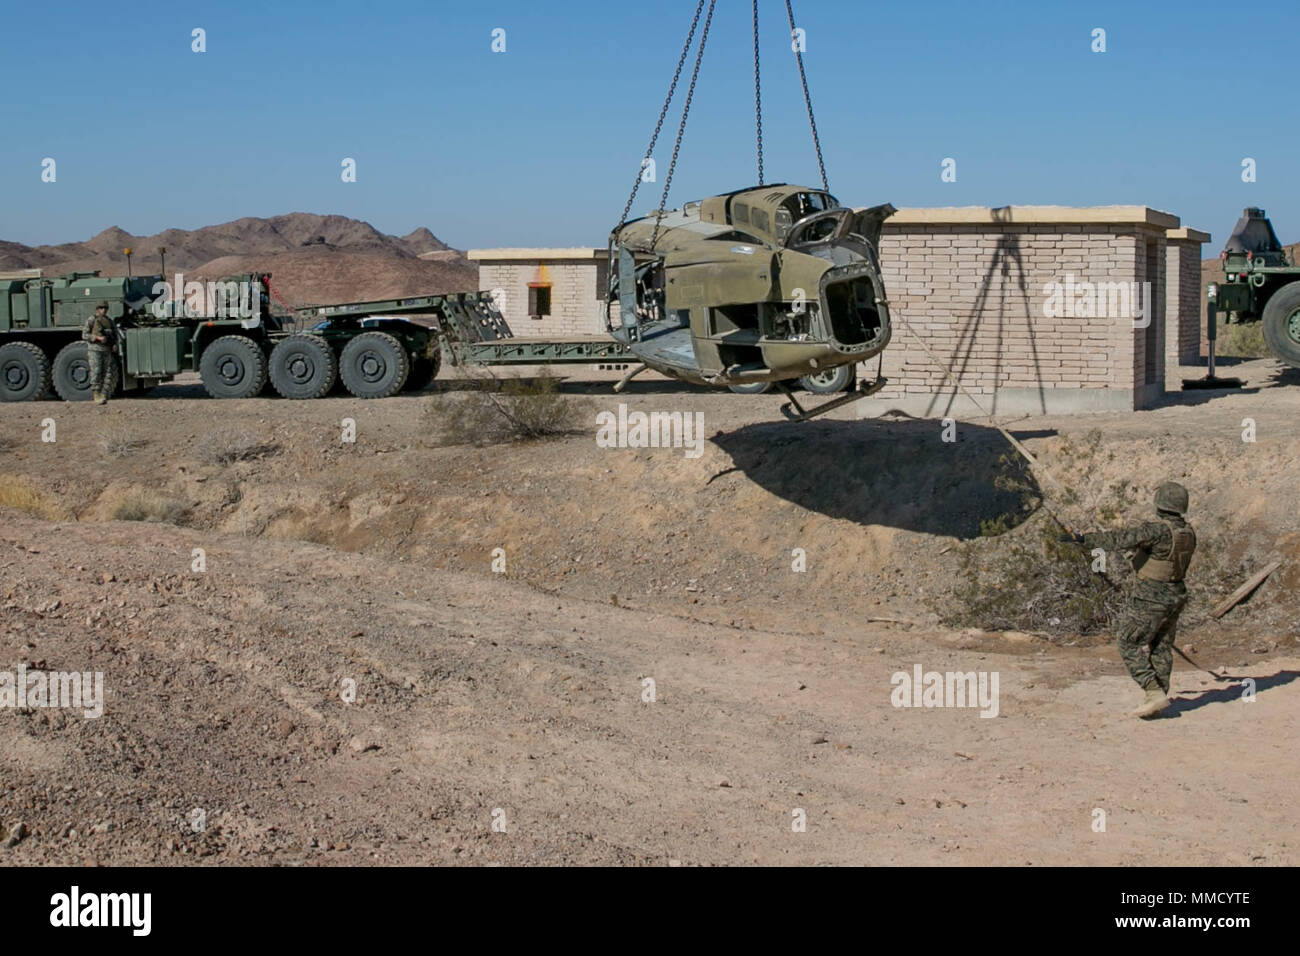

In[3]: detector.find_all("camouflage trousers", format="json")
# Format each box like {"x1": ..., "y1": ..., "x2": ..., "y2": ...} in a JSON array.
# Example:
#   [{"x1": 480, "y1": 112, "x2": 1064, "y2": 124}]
[
  {"x1": 1117, "y1": 594, "x2": 1186, "y2": 693},
  {"x1": 87, "y1": 347, "x2": 115, "y2": 396}
]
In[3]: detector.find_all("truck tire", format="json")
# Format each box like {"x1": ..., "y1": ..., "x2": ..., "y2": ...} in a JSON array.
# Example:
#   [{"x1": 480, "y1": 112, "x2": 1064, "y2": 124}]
[
  {"x1": 52, "y1": 342, "x2": 93, "y2": 401},
  {"x1": 1261, "y1": 281, "x2": 1300, "y2": 369},
  {"x1": 0, "y1": 342, "x2": 52, "y2": 402},
  {"x1": 339, "y1": 332, "x2": 409, "y2": 398},
  {"x1": 799, "y1": 364, "x2": 855, "y2": 394},
  {"x1": 402, "y1": 349, "x2": 441, "y2": 392},
  {"x1": 200, "y1": 335, "x2": 268, "y2": 399},
  {"x1": 269, "y1": 334, "x2": 337, "y2": 399}
]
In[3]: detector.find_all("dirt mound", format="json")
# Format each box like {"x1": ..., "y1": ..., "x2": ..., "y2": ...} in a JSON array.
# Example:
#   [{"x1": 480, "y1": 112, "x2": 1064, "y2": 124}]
[{"x1": 2, "y1": 378, "x2": 1296, "y2": 646}]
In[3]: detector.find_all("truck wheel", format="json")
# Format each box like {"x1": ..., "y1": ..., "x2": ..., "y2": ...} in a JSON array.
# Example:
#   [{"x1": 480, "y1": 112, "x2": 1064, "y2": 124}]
[
  {"x1": 0, "y1": 342, "x2": 51, "y2": 402},
  {"x1": 52, "y1": 342, "x2": 93, "y2": 401},
  {"x1": 339, "y1": 332, "x2": 409, "y2": 398},
  {"x1": 727, "y1": 381, "x2": 772, "y2": 394},
  {"x1": 270, "y1": 334, "x2": 337, "y2": 399},
  {"x1": 200, "y1": 335, "x2": 268, "y2": 399},
  {"x1": 1261, "y1": 281, "x2": 1300, "y2": 369},
  {"x1": 799, "y1": 364, "x2": 855, "y2": 394},
  {"x1": 403, "y1": 352, "x2": 440, "y2": 392}
]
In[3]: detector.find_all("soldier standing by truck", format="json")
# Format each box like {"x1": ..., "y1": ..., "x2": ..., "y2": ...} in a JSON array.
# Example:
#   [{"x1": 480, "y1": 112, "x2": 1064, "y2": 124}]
[
  {"x1": 1063, "y1": 482, "x2": 1197, "y2": 719},
  {"x1": 82, "y1": 302, "x2": 118, "y2": 405}
]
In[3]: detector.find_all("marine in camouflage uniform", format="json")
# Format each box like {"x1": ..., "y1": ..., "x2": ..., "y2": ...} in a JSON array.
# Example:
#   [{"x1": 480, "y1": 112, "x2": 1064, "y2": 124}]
[
  {"x1": 81, "y1": 302, "x2": 118, "y2": 405},
  {"x1": 1068, "y1": 482, "x2": 1197, "y2": 718}
]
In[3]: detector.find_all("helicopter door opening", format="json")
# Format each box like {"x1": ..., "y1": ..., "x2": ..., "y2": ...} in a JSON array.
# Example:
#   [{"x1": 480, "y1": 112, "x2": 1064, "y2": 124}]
[{"x1": 823, "y1": 275, "x2": 882, "y2": 347}]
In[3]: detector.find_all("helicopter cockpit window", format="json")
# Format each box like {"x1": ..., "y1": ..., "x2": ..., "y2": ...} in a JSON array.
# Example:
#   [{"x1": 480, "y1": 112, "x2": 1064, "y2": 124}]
[
  {"x1": 787, "y1": 192, "x2": 835, "y2": 219},
  {"x1": 774, "y1": 206, "x2": 792, "y2": 241},
  {"x1": 775, "y1": 192, "x2": 838, "y2": 241}
]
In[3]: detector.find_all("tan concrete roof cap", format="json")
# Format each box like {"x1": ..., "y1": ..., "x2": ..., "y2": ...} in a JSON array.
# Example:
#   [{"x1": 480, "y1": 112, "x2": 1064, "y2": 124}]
[
  {"x1": 878, "y1": 205, "x2": 1181, "y2": 229},
  {"x1": 467, "y1": 248, "x2": 605, "y2": 261},
  {"x1": 1166, "y1": 227, "x2": 1211, "y2": 243}
]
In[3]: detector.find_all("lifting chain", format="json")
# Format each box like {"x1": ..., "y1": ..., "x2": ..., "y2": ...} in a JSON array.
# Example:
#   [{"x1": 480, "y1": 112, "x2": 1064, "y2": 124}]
[
  {"x1": 753, "y1": 0, "x2": 763, "y2": 186},
  {"x1": 784, "y1": 0, "x2": 828, "y2": 191},
  {"x1": 615, "y1": 0, "x2": 706, "y2": 233},
  {"x1": 649, "y1": 0, "x2": 717, "y2": 252},
  {"x1": 618, "y1": 0, "x2": 827, "y2": 246}
]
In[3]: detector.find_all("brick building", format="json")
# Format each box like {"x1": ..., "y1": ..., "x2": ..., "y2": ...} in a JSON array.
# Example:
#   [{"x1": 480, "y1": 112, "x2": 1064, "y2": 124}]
[
  {"x1": 470, "y1": 206, "x2": 1209, "y2": 415},
  {"x1": 873, "y1": 207, "x2": 1207, "y2": 416},
  {"x1": 467, "y1": 248, "x2": 608, "y2": 338}
]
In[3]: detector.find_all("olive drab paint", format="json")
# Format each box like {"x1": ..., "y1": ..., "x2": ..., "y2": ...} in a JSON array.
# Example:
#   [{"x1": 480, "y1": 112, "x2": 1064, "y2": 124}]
[{"x1": 607, "y1": 184, "x2": 894, "y2": 394}]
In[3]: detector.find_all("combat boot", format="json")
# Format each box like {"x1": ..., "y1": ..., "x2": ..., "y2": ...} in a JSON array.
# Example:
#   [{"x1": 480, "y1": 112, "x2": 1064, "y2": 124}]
[
  {"x1": 91, "y1": 391, "x2": 105, "y2": 405},
  {"x1": 1130, "y1": 686, "x2": 1169, "y2": 719}
]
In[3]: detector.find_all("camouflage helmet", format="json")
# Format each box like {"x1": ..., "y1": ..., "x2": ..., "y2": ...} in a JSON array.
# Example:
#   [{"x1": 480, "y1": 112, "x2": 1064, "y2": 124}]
[{"x1": 1154, "y1": 481, "x2": 1189, "y2": 514}]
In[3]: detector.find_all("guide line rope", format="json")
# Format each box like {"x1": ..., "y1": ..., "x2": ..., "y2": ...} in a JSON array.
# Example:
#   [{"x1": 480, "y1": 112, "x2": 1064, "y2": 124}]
[{"x1": 889, "y1": 307, "x2": 1077, "y2": 530}]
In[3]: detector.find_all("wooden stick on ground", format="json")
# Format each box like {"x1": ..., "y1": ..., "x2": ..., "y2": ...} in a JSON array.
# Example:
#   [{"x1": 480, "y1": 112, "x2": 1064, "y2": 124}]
[{"x1": 1211, "y1": 560, "x2": 1282, "y2": 619}]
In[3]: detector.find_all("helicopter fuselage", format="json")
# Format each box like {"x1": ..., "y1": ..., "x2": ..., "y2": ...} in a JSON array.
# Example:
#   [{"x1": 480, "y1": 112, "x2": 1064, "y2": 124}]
[{"x1": 608, "y1": 184, "x2": 894, "y2": 388}]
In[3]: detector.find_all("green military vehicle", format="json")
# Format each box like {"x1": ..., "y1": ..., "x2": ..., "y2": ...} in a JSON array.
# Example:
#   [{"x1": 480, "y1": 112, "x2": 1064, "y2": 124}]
[
  {"x1": 1208, "y1": 207, "x2": 1300, "y2": 368},
  {"x1": 0, "y1": 269, "x2": 471, "y2": 402},
  {"x1": 0, "y1": 268, "x2": 632, "y2": 402},
  {"x1": 0, "y1": 269, "x2": 296, "y2": 401}
]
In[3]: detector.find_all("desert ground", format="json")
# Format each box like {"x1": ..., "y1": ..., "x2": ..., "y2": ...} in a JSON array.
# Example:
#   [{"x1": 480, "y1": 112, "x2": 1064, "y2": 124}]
[{"x1": 1, "y1": 358, "x2": 1297, "y2": 866}]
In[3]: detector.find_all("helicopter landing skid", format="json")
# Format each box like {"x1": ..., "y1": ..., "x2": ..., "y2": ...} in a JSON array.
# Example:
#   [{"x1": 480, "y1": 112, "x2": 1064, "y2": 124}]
[{"x1": 778, "y1": 375, "x2": 888, "y2": 423}]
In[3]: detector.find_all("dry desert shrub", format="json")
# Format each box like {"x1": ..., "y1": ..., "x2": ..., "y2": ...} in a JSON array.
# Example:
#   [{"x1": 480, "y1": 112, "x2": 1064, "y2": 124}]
[
  {"x1": 106, "y1": 486, "x2": 188, "y2": 524},
  {"x1": 0, "y1": 474, "x2": 67, "y2": 520},
  {"x1": 199, "y1": 430, "x2": 280, "y2": 465},
  {"x1": 99, "y1": 426, "x2": 147, "y2": 459},
  {"x1": 1215, "y1": 321, "x2": 1268, "y2": 359},
  {"x1": 934, "y1": 429, "x2": 1249, "y2": 637},
  {"x1": 937, "y1": 433, "x2": 1147, "y2": 638},
  {"x1": 942, "y1": 518, "x2": 1132, "y2": 638},
  {"x1": 427, "y1": 368, "x2": 589, "y2": 446}
]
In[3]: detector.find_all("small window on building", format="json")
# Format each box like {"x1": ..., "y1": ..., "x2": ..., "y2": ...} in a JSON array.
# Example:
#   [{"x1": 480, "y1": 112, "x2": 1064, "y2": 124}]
[{"x1": 528, "y1": 283, "x2": 551, "y2": 320}]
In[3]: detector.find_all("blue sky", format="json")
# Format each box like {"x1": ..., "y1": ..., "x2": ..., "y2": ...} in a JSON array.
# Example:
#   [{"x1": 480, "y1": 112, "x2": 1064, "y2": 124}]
[{"x1": 3, "y1": 0, "x2": 1297, "y2": 250}]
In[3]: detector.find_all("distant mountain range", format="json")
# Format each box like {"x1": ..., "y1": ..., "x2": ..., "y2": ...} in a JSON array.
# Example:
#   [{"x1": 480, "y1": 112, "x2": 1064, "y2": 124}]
[{"x1": 0, "y1": 213, "x2": 480, "y2": 307}]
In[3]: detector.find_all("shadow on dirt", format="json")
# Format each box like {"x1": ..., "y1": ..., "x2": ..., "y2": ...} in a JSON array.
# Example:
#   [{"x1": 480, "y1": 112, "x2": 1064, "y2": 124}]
[
  {"x1": 1163, "y1": 357, "x2": 1298, "y2": 406},
  {"x1": 1165, "y1": 669, "x2": 1298, "y2": 717},
  {"x1": 710, "y1": 417, "x2": 1047, "y2": 540}
]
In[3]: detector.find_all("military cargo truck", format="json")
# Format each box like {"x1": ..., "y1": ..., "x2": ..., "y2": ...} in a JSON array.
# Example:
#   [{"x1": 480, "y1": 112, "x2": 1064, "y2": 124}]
[
  {"x1": 1208, "y1": 207, "x2": 1300, "y2": 368},
  {"x1": 0, "y1": 269, "x2": 633, "y2": 402},
  {"x1": 0, "y1": 269, "x2": 291, "y2": 401},
  {"x1": 0, "y1": 270, "x2": 485, "y2": 402}
]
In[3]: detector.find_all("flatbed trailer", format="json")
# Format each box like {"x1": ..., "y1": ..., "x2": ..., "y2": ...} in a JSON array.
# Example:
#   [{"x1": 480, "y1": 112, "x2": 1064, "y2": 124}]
[
  {"x1": 1, "y1": 272, "x2": 635, "y2": 402},
  {"x1": 295, "y1": 291, "x2": 635, "y2": 393},
  {"x1": 296, "y1": 291, "x2": 633, "y2": 368}
]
